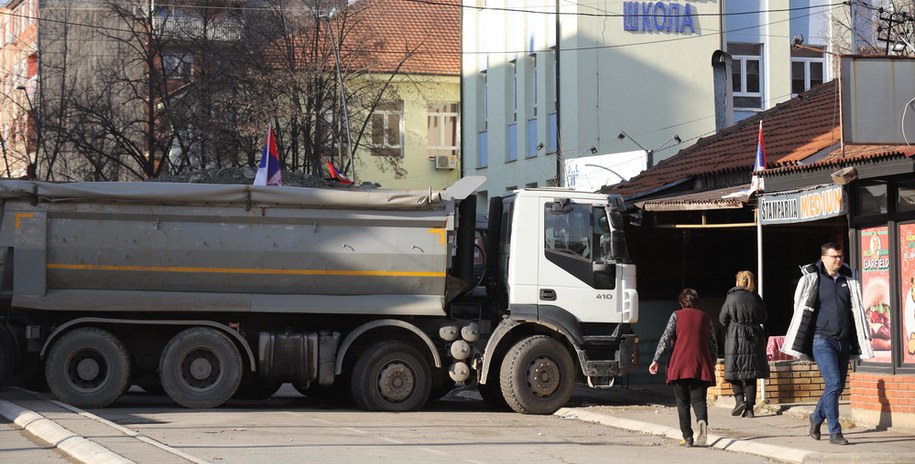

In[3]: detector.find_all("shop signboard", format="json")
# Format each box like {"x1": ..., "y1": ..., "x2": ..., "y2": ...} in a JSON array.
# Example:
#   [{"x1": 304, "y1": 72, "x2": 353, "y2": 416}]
[{"x1": 758, "y1": 184, "x2": 846, "y2": 225}]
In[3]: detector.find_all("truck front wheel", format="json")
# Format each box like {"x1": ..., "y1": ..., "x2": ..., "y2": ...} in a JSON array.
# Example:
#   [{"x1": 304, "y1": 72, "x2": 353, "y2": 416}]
[
  {"x1": 351, "y1": 341, "x2": 431, "y2": 412},
  {"x1": 500, "y1": 335, "x2": 576, "y2": 415},
  {"x1": 45, "y1": 328, "x2": 131, "y2": 408},
  {"x1": 159, "y1": 327, "x2": 242, "y2": 408}
]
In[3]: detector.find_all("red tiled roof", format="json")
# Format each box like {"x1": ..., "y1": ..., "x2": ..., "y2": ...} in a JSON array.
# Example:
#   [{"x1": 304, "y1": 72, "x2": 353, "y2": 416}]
[
  {"x1": 341, "y1": 0, "x2": 460, "y2": 75},
  {"x1": 608, "y1": 79, "x2": 915, "y2": 201}
]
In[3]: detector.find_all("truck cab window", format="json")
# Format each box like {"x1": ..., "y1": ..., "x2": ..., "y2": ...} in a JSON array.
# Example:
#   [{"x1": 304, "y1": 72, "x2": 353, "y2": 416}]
[{"x1": 544, "y1": 203, "x2": 591, "y2": 260}]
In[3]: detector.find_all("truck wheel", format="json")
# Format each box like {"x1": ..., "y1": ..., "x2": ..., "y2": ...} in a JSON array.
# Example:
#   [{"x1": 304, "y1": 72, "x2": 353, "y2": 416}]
[
  {"x1": 351, "y1": 341, "x2": 431, "y2": 412},
  {"x1": 159, "y1": 328, "x2": 242, "y2": 408},
  {"x1": 45, "y1": 328, "x2": 131, "y2": 408},
  {"x1": 499, "y1": 335, "x2": 575, "y2": 415}
]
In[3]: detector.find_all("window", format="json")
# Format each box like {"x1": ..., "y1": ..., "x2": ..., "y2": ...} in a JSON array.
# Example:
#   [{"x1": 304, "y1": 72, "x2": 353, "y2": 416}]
[
  {"x1": 729, "y1": 43, "x2": 762, "y2": 110},
  {"x1": 510, "y1": 59, "x2": 518, "y2": 123},
  {"x1": 162, "y1": 51, "x2": 193, "y2": 80},
  {"x1": 857, "y1": 183, "x2": 888, "y2": 216},
  {"x1": 480, "y1": 70, "x2": 488, "y2": 131},
  {"x1": 427, "y1": 103, "x2": 459, "y2": 156},
  {"x1": 791, "y1": 47, "x2": 825, "y2": 95},
  {"x1": 528, "y1": 53, "x2": 538, "y2": 117},
  {"x1": 371, "y1": 101, "x2": 403, "y2": 157}
]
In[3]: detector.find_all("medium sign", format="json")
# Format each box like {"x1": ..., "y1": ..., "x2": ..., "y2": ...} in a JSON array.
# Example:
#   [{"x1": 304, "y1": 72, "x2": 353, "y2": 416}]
[{"x1": 758, "y1": 184, "x2": 847, "y2": 225}]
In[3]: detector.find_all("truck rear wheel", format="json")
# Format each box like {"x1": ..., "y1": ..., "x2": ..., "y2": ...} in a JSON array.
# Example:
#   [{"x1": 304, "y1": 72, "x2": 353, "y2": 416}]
[
  {"x1": 159, "y1": 327, "x2": 242, "y2": 408},
  {"x1": 45, "y1": 328, "x2": 131, "y2": 408},
  {"x1": 499, "y1": 335, "x2": 575, "y2": 415},
  {"x1": 351, "y1": 341, "x2": 431, "y2": 412}
]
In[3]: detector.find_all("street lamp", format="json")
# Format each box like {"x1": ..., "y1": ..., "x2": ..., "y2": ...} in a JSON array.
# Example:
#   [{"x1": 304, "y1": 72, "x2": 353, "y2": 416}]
[
  {"x1": 320, "y1": 8, "x2": 356, "y2": 184},
  {"x1": 617, "y1": 131, "x2": 680, "y2": 168},
  {"x1": 583, "y1": 163, "x2": 626, "y2": 183}
]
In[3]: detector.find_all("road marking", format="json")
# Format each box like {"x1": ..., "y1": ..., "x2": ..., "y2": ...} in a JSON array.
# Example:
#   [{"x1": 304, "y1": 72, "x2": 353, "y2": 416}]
[{"x1": 380, "y1": 436, "x2": 402, "y2": 444}]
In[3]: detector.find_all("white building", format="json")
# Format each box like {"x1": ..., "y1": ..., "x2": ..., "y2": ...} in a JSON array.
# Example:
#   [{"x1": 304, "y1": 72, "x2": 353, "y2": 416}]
[{"x1": 462, "y1": 1, "x2": 871, "y2": 210}]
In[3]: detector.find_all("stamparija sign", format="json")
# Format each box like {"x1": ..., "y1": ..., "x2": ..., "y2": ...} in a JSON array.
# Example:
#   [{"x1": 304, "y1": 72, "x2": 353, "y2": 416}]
[{"x1": 758, "y1": 184, "x2": 846, "y2": 225}]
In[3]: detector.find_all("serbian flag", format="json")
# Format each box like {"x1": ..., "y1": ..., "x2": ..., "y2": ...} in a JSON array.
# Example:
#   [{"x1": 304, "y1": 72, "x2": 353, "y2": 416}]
[
  {"x1": 749, "y1": 120, "x2": 766, "y2": 193},
  {"x1": 254, "y1": 125, "x2": 282, "y2": 186},
  {"x1": 327, "y1": 161, "x2": 353, "y2": 185}
]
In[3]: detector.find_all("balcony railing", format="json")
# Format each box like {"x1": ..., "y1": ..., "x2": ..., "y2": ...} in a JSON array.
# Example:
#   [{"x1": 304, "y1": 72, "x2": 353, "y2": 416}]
[{"x1": 158, "y1": 17, "x2": 243, "y2": 42}]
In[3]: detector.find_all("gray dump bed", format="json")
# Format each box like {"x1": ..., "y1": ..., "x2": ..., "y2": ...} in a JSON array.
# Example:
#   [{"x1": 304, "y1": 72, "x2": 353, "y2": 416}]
[{"x1": 0, "y1": 180, "x2": 470, "y2": 316}]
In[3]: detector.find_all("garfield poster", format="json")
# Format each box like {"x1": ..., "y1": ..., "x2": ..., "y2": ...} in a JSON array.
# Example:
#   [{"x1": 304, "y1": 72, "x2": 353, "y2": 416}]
[{"x1": 861, "y1": 227, "x2": 891, "y2": 363}]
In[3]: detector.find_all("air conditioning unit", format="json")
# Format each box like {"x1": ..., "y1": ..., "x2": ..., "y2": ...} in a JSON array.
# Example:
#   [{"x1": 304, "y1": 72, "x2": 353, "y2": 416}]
[{"x1": 435, "y1": 154, "x2": 457, "y2": 170}]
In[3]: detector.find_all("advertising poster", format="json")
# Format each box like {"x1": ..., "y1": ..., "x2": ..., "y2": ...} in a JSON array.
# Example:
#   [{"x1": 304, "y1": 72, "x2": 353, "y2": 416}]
[
  {"x1": 899, "y1": 223, "x2": 915, "y2": 364},
  {"x1": 861, "y1": 226, "x2": 891, "y2": 363}
]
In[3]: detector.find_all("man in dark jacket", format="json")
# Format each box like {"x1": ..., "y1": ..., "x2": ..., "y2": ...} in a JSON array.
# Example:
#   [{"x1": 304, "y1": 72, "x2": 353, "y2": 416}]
[{"x1": 782, "y1": 242, "x2": 873, "y2": 445}]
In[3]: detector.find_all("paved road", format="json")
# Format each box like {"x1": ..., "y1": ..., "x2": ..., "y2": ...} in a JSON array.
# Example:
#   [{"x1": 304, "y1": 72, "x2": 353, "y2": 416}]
[{"x1": 0, "y1": 385, "x2": 780, "y2": 464}]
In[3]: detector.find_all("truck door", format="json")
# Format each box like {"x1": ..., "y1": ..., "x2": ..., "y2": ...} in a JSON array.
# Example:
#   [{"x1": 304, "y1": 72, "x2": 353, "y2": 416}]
[{"x1": 539, "y1": 202, "x2": 622, "y2": 324}]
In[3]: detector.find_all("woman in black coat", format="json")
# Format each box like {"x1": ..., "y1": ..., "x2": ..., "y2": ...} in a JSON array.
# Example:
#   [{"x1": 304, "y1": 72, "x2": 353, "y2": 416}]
[{"x1": 719, "y1": 270, "x2": 770, "y2": 418}]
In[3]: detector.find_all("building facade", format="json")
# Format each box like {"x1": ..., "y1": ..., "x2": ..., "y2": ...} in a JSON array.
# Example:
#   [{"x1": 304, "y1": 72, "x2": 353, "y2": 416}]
[
  {"x1": 0, "y1": 0, "x2": 37, "y2": 179},
  {"x1": 461, "y1": 1, "x2": 868, "y2": 211}
]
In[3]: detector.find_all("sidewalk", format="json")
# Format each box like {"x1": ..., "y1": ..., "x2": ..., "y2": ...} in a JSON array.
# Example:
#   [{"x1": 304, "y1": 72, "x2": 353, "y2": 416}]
[{"x1": 561, "y1": 383, "x2": 915, "y2": 464}]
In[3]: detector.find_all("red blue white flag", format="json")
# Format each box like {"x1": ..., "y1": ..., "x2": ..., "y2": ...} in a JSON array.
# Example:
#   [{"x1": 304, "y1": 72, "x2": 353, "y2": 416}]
[
  {"x1": 327, "y1": 160, "x2": 353, "y2": 185},
  {"x1": 749, "y1": 120, "x2": 766, "y2": 193},
  {"x1": 254, "y1": 125, "x2": 282, "y2": 186}
]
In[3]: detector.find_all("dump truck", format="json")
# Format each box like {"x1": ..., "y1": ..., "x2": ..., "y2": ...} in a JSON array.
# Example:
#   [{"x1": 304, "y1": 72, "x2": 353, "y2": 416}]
[{"x1": 0, "y1": 177, "x2": 638, "y2": 414}]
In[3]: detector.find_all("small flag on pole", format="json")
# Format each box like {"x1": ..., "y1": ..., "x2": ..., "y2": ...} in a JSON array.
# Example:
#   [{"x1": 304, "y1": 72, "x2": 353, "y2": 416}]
[
  {"x1": 722, "y1": 120, "x2": 767, "y2": 200},
  {"x1": 749, "y1": 120, "x2": 766, "y2": 194},
  {"x1": 254, "y1": 125, "x2": 282, "y2": 186},
  {"x1": 327, "y1": 161, "x2": 353, "y2": 185}
]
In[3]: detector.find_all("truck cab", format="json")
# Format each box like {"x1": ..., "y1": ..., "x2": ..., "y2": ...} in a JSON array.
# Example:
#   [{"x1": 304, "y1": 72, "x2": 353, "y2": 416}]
[{"x1": 475, "y1": 188, "x2": 638, "y2": 413}]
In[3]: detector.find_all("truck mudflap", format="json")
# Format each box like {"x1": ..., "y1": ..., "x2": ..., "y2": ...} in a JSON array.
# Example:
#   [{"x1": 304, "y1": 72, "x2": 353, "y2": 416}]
[{"x1": 575, "y1": 333, "x2": 639, "y2": 389}]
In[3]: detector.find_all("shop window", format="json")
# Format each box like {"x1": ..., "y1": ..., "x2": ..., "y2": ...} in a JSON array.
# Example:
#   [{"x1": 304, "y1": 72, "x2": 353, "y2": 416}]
[
  {"x1": 856, "y1": 183, "x2": 888, "y2": 216},
  {"x1": 897, "y1": 180, "x2": 915, "y2": 213}
]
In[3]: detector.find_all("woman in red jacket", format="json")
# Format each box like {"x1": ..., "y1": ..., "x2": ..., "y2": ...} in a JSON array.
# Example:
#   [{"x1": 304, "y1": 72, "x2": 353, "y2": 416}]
[{"x1": 649, "y1": 288, "x2": 718, "y2": 447}]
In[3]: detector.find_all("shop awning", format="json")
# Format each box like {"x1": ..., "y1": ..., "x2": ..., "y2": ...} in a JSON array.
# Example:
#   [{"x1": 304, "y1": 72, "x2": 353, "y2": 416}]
[{"x1": 633, "y1": 185, "x2": 751, "y2": 211}]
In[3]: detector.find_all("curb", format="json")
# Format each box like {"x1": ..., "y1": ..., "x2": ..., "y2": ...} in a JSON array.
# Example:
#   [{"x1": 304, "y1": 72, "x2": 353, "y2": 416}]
[
  {"x1": 557, "y1": 407, "x2": 812, "y2": 463},
  {"x1": 0, "y1": 399, "x2": 135, "y2": 464}
]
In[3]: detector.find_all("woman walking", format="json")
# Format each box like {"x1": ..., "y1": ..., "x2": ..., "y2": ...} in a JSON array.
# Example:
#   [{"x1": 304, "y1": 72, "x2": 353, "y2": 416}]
[
  {"x1": 720, "y1": 270, "x2": 770, "y2": 418},
  {"x1": 649, "y1": 288, "x2": 717, "y2": 446}
]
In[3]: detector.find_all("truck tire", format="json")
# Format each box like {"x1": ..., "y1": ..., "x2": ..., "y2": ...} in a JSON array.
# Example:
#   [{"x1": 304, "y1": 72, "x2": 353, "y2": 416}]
[
  {"x1": 351, "y1": 341, "x2": 431, "y2": 412},
  {"x1": 159, "y1": 327, "x2": 242, "y2": 408},
  {"x1": 45, "y1": 328, "x2": 131, "y2": 408},
  {"x1": 499, "y1": 335, "x2": 575, "y2": 415}
]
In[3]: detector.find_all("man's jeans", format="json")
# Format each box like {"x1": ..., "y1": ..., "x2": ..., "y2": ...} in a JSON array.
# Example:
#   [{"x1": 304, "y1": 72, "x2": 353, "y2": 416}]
[{"x1": 812, "y1": 336, "x2": 851, "y2": 434}]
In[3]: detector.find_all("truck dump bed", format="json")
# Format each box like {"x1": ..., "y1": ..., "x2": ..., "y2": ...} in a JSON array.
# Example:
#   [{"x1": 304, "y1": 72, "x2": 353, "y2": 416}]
[{"x1": 0, "y1": 181, "x2": 455, "y2": 316}]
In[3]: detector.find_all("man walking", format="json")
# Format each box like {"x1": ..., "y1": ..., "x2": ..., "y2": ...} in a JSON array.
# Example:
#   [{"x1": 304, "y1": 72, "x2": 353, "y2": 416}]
[{"x1": 782, "y1": 242, "x2": 874, "y2": 445}]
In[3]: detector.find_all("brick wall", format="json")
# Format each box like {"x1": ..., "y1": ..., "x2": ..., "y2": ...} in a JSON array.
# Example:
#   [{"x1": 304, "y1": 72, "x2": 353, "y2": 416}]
[
  {"x1": 709, "y1": 359, "x2": 849, "y2": 404},
  {"x1": 850, "y1": 373, "x2": 915, "y2": 414}
]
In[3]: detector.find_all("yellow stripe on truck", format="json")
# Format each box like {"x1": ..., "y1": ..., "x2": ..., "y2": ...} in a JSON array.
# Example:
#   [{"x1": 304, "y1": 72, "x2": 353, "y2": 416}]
[{"x1": 47, "y1": 263, "x2": 445, "y2": 278}]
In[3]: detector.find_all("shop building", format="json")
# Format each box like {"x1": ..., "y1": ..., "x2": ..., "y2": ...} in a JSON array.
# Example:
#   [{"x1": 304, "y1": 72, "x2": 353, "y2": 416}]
[{"x1": 608, "y1": 56, "x2": 915, "y2": 430}]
